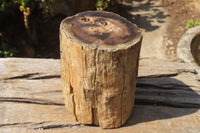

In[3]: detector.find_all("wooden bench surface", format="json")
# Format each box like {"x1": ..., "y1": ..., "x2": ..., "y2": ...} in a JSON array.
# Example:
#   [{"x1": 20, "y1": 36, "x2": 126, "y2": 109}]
[{"x1": 0, "y1": 58, "x2": 200, "y2": 133}]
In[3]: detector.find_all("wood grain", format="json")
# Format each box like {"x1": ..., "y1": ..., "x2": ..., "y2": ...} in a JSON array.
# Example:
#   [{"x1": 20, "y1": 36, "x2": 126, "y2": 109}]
[
  {"x1": 0, "y1": 58, "x2": 200, "y2": 132},
  {"x1": 60, "y1": 11, "x2": 142, "y2": 128}
]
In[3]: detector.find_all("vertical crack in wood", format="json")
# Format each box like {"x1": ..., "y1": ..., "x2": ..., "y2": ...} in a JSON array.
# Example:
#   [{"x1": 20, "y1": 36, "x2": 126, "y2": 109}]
[
  {"x1": 93, "y1": 49, "x2": 97, "y2": 124},
  {"x1": 111, "y1": 52, "x2": 114, "y2": 127},
  {"x1": 72, "y1": 94, "x2": 77, "y2": 121},
  {"x1": 82, "y1": 47, "x2": 94, "y2": 124},
  {"x1": 81, "y1": 46, "x2": 86, "y2": 108},
  {"x1": 92, "y1": 108, "x2": 95, "y2": 124},
  {"x1": 67, "y1": 38, "x2": 77, "y2": 121},
  {"x1": 70, "y1": 84, "x2": 73, "y2": 94},
  {"x1": 84, "y1": 49, "x2": 88, "y2": 73},
  {"x1": 136, "y1": 42, "x2": 141, "y2": 77},
  {"x1": 121, "y1": 50, "x2": 126, "y2": 125}
]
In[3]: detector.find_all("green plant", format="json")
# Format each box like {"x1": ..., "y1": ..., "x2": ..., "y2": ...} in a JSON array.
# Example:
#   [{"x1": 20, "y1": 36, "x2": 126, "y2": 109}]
[
  {"x1": 187, "y1": 20, "x2": 200, "y2": 29},
  {"x1": 0, "y1": 0, "x2": 54, "y2": 45},
  {"x1": 0, "y1": 42, "x2": 16, "y2": 57},
  {"x1": 0, "y1": 33, "x2": 16, "y2": 57},
  {"x1": 96, "y1": 0, "x2": 109, "y2": 10},
  {"x1": 0, "y1": 0, "x2": 53, "y2": 14}
]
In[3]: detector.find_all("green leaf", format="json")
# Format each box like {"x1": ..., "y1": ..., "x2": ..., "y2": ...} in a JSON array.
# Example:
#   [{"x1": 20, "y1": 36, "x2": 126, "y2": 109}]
[
  {"x1": 187, "y1": 20, "x2": 193, "y2": 24},
  {"x1": 9, "y1": 53, "x2": 13, "y2": 57},
  {"x1": 104, "y1": 2, "x2": 108, "y2": 9},
  {"x1": 96, "y1": 1, "x2": 102, "y2": 7},
  {"x1": 4, "y1": 51, "x2": 9, "y2": 55}
]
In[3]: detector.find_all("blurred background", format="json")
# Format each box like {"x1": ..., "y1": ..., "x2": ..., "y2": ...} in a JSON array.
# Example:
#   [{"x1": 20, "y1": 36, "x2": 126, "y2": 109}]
[
  {"x1": 0, "y1": 0, "x2": 200, "y2": 59},
  {"x1": 0, "y1": 0, "x2": 124, "y2": 58}
]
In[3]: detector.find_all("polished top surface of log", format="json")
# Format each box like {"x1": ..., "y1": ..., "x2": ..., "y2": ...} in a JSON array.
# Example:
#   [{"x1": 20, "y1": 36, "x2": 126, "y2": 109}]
[{"x1": 61, "y1": 11, "x2": 141, "y2": 47}]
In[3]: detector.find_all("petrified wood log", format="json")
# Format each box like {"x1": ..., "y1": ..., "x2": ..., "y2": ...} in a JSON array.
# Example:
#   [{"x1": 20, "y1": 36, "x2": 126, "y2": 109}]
[{"x1": 60, "y1": 11, "x2": 142, "y2": 128}]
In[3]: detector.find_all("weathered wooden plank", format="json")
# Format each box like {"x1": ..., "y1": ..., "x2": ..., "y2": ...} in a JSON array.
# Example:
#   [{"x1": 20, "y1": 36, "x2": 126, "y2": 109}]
[
  {"x1": 136, "y1": 73, "x2": 200, "y2": 108},
  {"x1": 0, "y1": 58, "x2": 60, "y2": 80},
  {"x1": 0, "y1": 58, "x2": 196, "y2": 78},
  {"x1": 1, "y1": 105, "x2": 200, "y2": 133},
  {"x1": 0, "y1": 79, "x2": 63, "y2": 104},
  {"x1": 138, "y1": 58, "x2": 197, "y2": 78},
  {"x1": 0, "y1": 58, "x2": 200, "y2": 132},
  {"x1": 0, "y1": 58, "x2": 199, "y2": 107},
  {"x1": 1, "y1": 74, "x2": 199, "y2": 109}
]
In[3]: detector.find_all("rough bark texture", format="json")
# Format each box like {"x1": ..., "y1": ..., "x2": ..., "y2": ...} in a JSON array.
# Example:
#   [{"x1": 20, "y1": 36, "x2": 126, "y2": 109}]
[
  {"x1": 0, "y1": 58, "x2": 200, "y2": 133},
  {"x1": 60, "y1": 11, "x2": 142, "y2": 128}
]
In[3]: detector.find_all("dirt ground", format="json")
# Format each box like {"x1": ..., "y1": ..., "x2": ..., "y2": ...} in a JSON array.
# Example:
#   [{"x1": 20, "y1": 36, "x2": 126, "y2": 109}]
[
  {"x1": 162, "y1": 0, "x2": 200, "y2": 57},
  {"x1": 121, "y1": 0, "x2": 200, "y2": 59}
]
